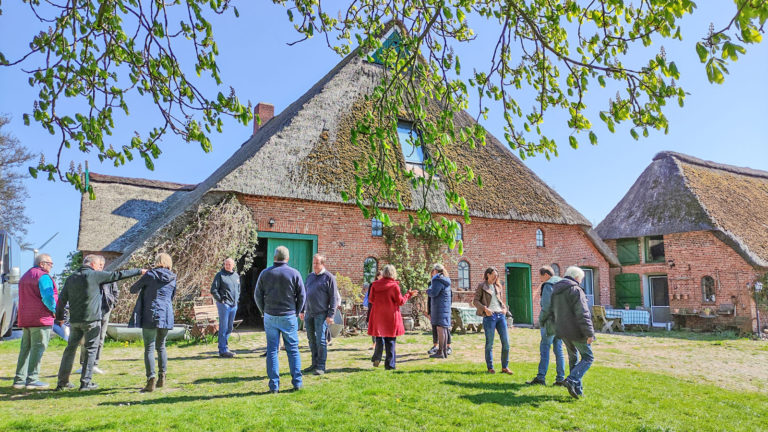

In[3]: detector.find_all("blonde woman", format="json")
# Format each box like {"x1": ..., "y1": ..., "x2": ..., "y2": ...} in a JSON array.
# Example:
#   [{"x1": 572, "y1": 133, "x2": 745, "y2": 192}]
[
  {"x1": 129, "y1": 253, "x2": 177, "y2": 392},
  {"x1": 473, "y1": 267, "x2": 513, "y2": 374},
  {"x1": 367, "y1": 265, "x2": 419, "y2": 370}
]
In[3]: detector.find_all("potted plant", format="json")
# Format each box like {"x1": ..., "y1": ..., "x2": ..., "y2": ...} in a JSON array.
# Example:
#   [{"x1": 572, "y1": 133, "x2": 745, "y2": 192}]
[{"x1": 624, "y1": 303, "x2": 630, "y2": 310}]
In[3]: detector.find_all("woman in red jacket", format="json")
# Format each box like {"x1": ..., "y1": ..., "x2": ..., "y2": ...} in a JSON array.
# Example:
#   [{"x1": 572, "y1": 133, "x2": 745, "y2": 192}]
[{"x1": 367, "y1": 265, "x2": 419, "y2": 370}]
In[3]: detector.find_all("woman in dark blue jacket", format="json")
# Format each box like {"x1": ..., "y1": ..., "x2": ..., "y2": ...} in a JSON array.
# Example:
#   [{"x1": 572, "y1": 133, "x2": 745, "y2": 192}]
[
  {"x1": 129, "y1": 253, "x2": 177, "y2": 392},
  {"x1": 426, "y1": 264, "x2": 452, "y2": 359}
]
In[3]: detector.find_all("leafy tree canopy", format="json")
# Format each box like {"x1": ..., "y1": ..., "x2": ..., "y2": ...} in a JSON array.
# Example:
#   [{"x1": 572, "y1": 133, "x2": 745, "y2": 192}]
[{"x1": 1, "y1": 0, "x2": 765, "y2": 247}]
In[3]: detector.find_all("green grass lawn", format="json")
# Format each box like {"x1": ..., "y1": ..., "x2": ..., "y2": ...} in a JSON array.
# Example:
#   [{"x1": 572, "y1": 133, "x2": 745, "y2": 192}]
[{"x1": 1, "y1": 328, "x2": 766, "y2": 431}]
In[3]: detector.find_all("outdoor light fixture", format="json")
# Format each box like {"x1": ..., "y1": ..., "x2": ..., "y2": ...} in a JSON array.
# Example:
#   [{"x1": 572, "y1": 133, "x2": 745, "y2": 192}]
[{"x1": 268, "y1": 218, "x2": 275, "y2": 227}]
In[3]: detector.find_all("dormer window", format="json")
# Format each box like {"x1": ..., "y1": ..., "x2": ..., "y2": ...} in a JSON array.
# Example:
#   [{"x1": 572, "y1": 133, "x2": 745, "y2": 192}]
[
  {"x1": 397, "y1": 121, "x2": 425, "y2": 170},
  {"x1": 371, "y1": 30, "x2": 404, "y2": 66}
]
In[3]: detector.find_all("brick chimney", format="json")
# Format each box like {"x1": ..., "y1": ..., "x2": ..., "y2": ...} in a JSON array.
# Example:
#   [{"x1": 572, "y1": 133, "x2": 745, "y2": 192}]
[{"x1": 253, "y1": 102, "x2": 274, "y2": 135}]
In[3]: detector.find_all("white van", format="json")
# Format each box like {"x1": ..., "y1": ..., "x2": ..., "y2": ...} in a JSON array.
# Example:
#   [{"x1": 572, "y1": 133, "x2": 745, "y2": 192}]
[{"x1": 0, "y1": 230, "x2": 22, "y2": 337}]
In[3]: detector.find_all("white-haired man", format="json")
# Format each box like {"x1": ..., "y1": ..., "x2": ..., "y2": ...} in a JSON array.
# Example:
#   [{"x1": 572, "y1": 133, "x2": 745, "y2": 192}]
[
  {"x1": 254, "y1": 246, "x2": 305, "y2": 393},
  {"x1": 12, "y1": 253, "x2": 58, "y2": 390},
  {"x1": 551, "y1": 266, "x2": 595, "y2": 399}
]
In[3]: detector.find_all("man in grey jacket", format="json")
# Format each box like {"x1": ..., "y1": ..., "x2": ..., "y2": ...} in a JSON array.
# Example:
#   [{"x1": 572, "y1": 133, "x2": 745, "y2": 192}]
[
  {"x1": 552, "y1": 266, "x2": 595, "y2": 399},
  {"x1": 55, "y1": 255, "x2": 145, "y2": 391},
  {"x1": 527, "y1": 265, "x2": 565, "y2": 386},
  {"x1": 211, "y1": 258, "x2": 241, "y2": 358}
]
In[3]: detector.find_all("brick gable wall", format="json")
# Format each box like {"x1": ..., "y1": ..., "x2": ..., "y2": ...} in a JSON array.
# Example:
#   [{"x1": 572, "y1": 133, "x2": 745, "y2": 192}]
[{"x1": 606, "y1": 231, "x2": 764, "y2": 333}]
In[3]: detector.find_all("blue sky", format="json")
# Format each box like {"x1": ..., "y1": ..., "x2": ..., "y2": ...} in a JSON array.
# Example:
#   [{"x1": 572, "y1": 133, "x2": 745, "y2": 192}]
[{"x1": 1, "y1": 2, "x2": 766, "y2": 272}]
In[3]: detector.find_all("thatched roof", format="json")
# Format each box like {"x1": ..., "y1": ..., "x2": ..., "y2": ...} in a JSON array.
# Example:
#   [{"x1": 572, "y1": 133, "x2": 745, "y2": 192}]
[
  {"x1": 596, "y1": 151, "x2": 768, "y2": 269},
  {"x1": 88, "y1": 46, "x2": 615, "y2": 270},
  {"x1": 77, "y1": 173, "x2": 195, "y2": 253}
]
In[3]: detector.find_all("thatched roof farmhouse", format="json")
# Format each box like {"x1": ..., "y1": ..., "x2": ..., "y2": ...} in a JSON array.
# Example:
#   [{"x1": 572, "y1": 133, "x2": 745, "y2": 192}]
[
  {"x1": 597, "y1": 152, "x2": 768, "y2": 333},
  {"x1": 78, "y1": 37, "x2": 617, "y2": 326}
]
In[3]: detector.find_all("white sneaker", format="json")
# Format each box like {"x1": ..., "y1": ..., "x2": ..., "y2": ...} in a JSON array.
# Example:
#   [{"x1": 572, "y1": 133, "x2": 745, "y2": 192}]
[{"x1": 92, "y1": 366, "x2": 105, "y2": 374}]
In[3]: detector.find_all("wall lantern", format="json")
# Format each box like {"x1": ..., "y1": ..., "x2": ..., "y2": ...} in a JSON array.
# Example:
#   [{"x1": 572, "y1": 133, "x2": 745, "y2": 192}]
[{"x1": 268, "y1": 218, "x2": 276, "y2": 227}]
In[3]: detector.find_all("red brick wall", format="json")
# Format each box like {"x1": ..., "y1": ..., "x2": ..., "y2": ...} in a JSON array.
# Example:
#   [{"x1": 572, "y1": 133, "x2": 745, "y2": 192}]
[
  {"x1": 606, "y1": 231, "x2": 762, "y2": 332},
  {"x1": 240, "y1": 194, "x2": 611, "y2": 323}
]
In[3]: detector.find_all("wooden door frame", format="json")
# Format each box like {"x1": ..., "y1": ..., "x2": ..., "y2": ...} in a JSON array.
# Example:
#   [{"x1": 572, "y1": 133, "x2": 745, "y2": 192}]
[{"x1": 258, "y1": 231, "x2": 318, "y2": 268}]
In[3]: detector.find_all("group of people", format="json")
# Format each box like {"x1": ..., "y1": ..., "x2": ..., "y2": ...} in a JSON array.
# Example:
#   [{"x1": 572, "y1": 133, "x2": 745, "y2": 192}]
[{"x1": 12, "y1": 245, "x2": 595, "y2": 399}]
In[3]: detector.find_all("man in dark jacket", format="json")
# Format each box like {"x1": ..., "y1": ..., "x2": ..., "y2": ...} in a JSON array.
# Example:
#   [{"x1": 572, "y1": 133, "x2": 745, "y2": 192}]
[
  {"x1": 299, "y1": 254, "x2": 339, "y2": 375},
  {"x1": 211, "y1": 258, "x2": 241, "y2": 358},
  {"x1": 552, "y1": 266, "x2": 595, "y2": 399},
  {"x1": 254, "y1": 246, "x2": 305, "y2": 393},
  {"x1": 527, "y1": 265, "x2": 565, "y2": 386},
  {"x1": 55, "y1": 255, "x2": 144, "y2": 391}
]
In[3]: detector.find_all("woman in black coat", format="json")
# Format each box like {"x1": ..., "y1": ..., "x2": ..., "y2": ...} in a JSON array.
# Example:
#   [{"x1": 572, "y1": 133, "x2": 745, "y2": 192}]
[{"x1": 129, "y1": 253, "x2": 177, "y2": 392}]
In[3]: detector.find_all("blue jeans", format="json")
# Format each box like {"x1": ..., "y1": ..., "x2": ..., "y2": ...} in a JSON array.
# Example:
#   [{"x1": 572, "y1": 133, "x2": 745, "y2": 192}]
[
  {"x1": 216, "y1": 302, "x2": 237, "y2": 354},
  {"x1": 482, "y1": 313, "x2": 509, "y2": 370},
  {"x1": 52, "y1": 323, "x2": 69, "y2": 341},
  {"x1": 305, "y1": 315, "x2": 328, "y2": 371},
  {"x1": 263, "y1": 313, "x2": 302, "y2": 391},
  {"x1": 564, "y1": 339, "x2": 594, "y2": 395},
  {"x1": 537, "y1": 327, "x2": 565, "y2": 382}
]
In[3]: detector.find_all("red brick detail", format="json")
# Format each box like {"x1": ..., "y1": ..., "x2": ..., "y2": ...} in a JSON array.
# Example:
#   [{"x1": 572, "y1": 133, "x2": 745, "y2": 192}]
[
  {"x1": 254, "y1": 103, "x2": 274, "y2": 134},
  {"x1": 238, "y1": 194, "x2": 611, "y2": 323},
  {"x1": 606, "y1": 231, "x2": 763, "y2": 332}
]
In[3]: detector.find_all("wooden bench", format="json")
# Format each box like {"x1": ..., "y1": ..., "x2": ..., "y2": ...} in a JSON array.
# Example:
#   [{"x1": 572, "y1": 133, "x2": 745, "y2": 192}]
[
  {"x1": 592, "y1": 305, "x2": 621, "y2": 333},
  {"x1": 191, "y1": 302, "x2": 243, "y2": 341}
]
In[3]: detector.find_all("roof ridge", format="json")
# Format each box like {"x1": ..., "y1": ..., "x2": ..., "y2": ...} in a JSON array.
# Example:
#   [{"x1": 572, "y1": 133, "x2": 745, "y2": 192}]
[
  {"x1": 654, "y1": 151, "x2": 768, "y2": 180},
  {"x1": 89, "y1": 172, "x2": 197, "y2": 191}
]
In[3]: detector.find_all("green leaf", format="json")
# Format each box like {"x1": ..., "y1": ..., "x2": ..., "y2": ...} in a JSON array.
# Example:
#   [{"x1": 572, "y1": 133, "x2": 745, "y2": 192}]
[{"x1": 695, "y1": 42, "x2": 708, "y2": 63}]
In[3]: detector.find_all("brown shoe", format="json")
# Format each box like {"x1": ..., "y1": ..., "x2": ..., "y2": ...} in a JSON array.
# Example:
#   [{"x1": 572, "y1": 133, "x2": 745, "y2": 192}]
[
  {"x1": 157, "y1": 373, "x2": 165, "y2": 388},
  {"x1": 501, "y1": 368, "x2": 514, "y2": 375},
  {"x1": 487, "y1": 369, "x2": 496, "y2": 374},
  {"x1": 141, "y1": 377, "x2": 156, "y2": 393}
]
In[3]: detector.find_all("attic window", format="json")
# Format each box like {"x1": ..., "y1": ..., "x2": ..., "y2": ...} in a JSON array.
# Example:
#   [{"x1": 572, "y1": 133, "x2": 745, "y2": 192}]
[
  {"x1": 371, "y1": 30, "x2": 404, "y2": 66},
  {"x1": 645, "y1": 235, "x2": 665, "y2": 263},
  {"x1": 371, "y1": 217, "x2": 383, "y2": 237},
  {"x1": 702, "y1": 276, "x2": 716, "y2": 303},
  {"x1": 397, "y1": 121, "x2": 425, "y2": 168},
  {"x1": 536, "y1": 229, "x2": 544, "y2": 247}
]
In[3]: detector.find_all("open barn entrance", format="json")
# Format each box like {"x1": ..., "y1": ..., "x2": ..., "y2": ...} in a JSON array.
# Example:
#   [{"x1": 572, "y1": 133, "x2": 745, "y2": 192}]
[
  {"x1": 237, "y1": 240, "x2": 268, "y2": 328},
  {"x1": 236, "y1": 232, "x2": 318, "y2": 328}
]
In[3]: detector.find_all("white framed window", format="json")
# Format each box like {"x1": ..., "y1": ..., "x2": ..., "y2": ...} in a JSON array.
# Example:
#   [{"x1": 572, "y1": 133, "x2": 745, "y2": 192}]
[
  {"x1": 364, "y1": 257, "x2": 378, "y2": 284},
  {"x1": 536, "y1": 229, "x2": 544, "y2": 247},
  {"x1": 371, "y1": 217, "x2": 383, "y2": 237},
  {"x1": 551, "y1": 263, "x2": 560, "y2": 277},
  {"x1": 397, "y1": 121, "x2": 425, "y2": 168},
  {"x1": 455, "y1": 222, "x2": 463, "y2": 242},
  {"x1": 580, "y1": 267, "x2": 594, "y2": 308},
  {"x1": 457, "y1": 260, "x2": 470, "y2": 290}
]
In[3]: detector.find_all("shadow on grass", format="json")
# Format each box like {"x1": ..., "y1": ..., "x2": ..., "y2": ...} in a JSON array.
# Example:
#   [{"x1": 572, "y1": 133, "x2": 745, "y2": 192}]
[
  {"x1": 442, "y1": 379, "x2": 573, "y2": 406},
  {"x1": 0, "y1": 386, "x2": 127, "y2": 401},
  {"x1": 98, "y1": 389, "x2": 271, "y2": 406},
  {"x1": 460, "y1": 391, "x2": 572, "y2": 406},
  {"x1": 618, "y1": 329, "x2": 745, "y2": 341},
  {"x1": 192, "y1": 375, "x2": 268, "y2": 385}
]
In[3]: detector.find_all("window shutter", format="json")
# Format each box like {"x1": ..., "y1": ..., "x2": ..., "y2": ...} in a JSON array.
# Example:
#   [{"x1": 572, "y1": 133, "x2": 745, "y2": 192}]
[
  {"x1": 616, "y1": 238, "x2": 640, "y2": 265},
  {"x1": 615, "y1": 273, "x2": 642, "y2": 308}
]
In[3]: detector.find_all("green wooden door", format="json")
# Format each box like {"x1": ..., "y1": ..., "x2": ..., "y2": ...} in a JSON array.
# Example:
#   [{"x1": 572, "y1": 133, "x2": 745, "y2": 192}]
[
  {"x1": 506, "y1": 264, "x2": 532, "y2": 325},
  {"x1": 266, "y1": 238, "x2": 313, "y2": 280},
  {"x1": 615, "y1": 273, "x2": 642, "y2": 308}
]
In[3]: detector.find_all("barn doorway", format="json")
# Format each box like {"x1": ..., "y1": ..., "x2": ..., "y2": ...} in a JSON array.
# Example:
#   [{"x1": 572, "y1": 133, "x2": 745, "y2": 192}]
[{"x1": 236, "y1": 232, "x2": 318, "y2": 328}]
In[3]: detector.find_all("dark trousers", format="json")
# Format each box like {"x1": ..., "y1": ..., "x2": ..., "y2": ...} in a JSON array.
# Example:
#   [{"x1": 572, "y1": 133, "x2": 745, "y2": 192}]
[
  {"x1": 143, "y1": 328, "x2": 169, "y2": 379},
  {"x1": 58, "y1": 321, "x2": 101, "y2": 387},
  {"x1": 435, "y1": 326, "x2": 449, "y2": 357},
  {"x1": 372, "y1": 337, "x2": 397, "y2": 369},
  {"x1": 431, "y1": 325, "x2": 452, "y2": 344}
]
